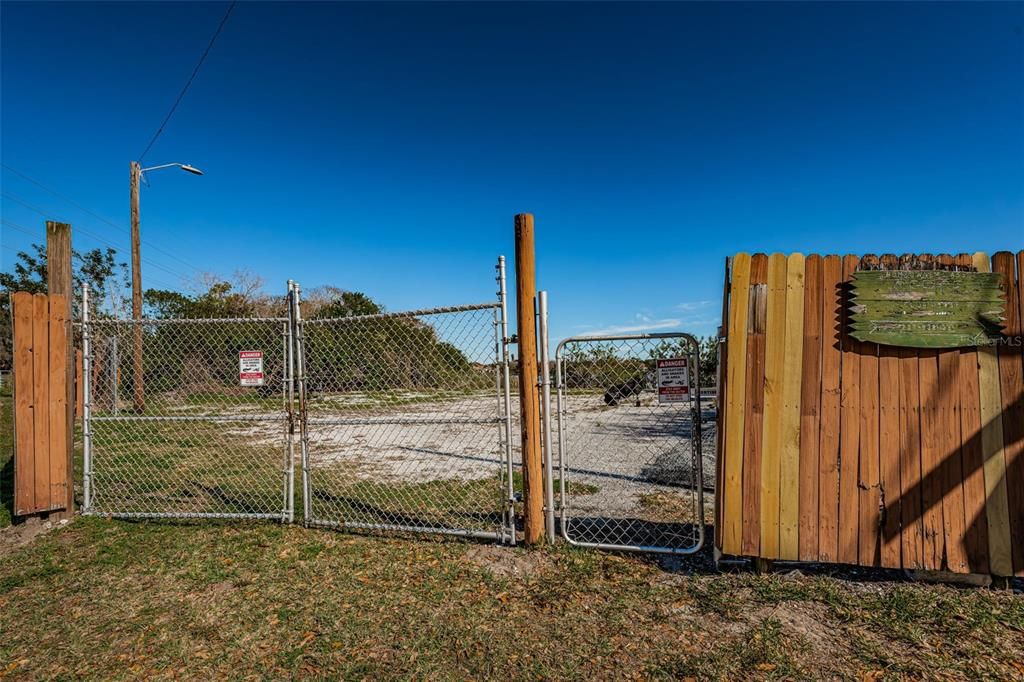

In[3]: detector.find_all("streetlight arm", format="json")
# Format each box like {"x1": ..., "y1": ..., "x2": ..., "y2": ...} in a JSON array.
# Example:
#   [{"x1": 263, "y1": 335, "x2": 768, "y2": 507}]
[
  {"x1": 139, "y1": 162, "x2": 204, "y2": 175},
  {"x1": 138, "y1": 162, "x2": 181, "y2": 173}
]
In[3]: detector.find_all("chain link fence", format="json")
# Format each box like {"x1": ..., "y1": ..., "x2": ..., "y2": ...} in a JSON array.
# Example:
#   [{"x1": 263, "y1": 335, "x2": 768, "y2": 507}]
[
  {"x1": 298, "y1": 296, "x2": 515, "y2": 541},
  {"x1": 554, "y1": 333, "x2": 707, "y2": 554},
  {"x1": 76, "y1": 259, "x2": 709, "y2": 553},
  {"x1": 82, "y1": 311, "x2": 293, "y2": 520}
]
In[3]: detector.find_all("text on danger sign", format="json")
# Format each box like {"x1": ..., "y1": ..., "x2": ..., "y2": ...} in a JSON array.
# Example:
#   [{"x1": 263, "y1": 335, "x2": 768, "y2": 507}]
[{"x1": 239, "y1": 350, "x2": 264, "y2": 387}]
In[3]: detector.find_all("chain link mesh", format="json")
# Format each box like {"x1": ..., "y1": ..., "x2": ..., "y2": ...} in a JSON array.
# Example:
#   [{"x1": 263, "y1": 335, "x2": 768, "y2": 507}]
[
  {"x1": 300, "y1": 304, "x2": 513, "y2": 540},
  {"x1": 83, "y1": 318, "x2": 291, "y2": 519},
  {"x1": 554, "y1": 335, "x2": 708, "y2": 553}
]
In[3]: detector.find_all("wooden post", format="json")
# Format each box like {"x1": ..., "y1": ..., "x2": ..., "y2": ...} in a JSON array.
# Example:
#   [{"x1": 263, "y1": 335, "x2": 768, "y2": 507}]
[
  {"x1": 46, "y1": 221, "x2": 74, "y2": 518},
  {"x1": 515, "y1": 213, "x2": 544, "y2": 545},
  {"x1": 130, "y1": 161, "x2": 145, "y2": 412}
]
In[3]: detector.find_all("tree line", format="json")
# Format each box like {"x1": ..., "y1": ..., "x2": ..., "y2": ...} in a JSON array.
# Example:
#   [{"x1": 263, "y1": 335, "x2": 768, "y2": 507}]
[{"x1": 1, "y1": 243, "x2": 487, "y2": 400}]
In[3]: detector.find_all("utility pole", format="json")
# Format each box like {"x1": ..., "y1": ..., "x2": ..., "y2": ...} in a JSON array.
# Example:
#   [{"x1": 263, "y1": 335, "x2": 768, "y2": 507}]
[
  {"x1": 127, "y1": 160, "x2": 203, "y2": 412},
  {"x1": 46, "y1": 221, "x2": 74, "y2": 519},
  {"x1": 129, "y1": 161, "x2": 145, "y2": 412},
  {"x1": 514, "y1": 213, "x2": 544, "y2": 545}
]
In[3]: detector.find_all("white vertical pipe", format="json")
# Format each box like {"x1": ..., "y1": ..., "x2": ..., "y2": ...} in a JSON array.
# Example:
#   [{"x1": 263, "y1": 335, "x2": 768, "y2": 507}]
[
  {"x1": 293, "y1": 283, "x2": 311, "y2": 523},
  {"x1": 537, "y1": 290, "x2": 555, "y2": 543},
  {"x1": 81, "y1": 285, "x2": 93, "y2": 512},
  {"x1": 285, "y1": 280, "x2": 296, "y2": 523},
  {"x1": 497, "y1": 256, "x2": 516, "y2": 545}
]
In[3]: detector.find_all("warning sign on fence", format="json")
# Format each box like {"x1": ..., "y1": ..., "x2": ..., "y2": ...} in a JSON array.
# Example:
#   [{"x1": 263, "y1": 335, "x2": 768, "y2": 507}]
[
  {"x1": 656, "y1": 358, "x2": 689, "y2": 404},
  {"x1": 239, "y1": 350, "x2": 264, "y2": 387}
]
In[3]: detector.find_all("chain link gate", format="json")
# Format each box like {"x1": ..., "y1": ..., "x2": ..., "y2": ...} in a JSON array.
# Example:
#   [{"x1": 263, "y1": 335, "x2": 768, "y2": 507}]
[
  {"x1": 296, "y1": 258, "x2": 516, "y2": 542},
  {"x1": 81, "y1": 287, "x2": 295, "y2": 520},
  {"x1": 552, "y1": 332, "x2": 707, "y2": 554}
]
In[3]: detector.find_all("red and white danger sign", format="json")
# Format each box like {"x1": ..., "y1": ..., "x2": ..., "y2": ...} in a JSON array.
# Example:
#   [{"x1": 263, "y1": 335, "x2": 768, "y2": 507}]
[
  {"x1": 239, "y1": 350, "x2": 264, "y2": 387},
  {"x1": 656, "y1": 358, "x2": 689, "y2": 404}
]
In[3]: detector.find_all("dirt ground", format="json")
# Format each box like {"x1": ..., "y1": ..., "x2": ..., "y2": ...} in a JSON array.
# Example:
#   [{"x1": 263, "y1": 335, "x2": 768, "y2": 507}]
[{"x1": 231, "y1": 389, "x2": 716, "y2": 516}]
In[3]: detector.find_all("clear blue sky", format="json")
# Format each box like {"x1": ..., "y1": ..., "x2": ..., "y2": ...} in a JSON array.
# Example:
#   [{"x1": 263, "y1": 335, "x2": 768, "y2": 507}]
[{"x1": 2, "y1": 1, "x2": 1022, "y2": 341}]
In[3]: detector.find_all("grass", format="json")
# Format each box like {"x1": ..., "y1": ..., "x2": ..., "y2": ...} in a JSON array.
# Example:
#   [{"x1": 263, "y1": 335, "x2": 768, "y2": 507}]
[
  {"x1": 510, "y1": 469, "x2": 599, "y2": 496},
  {"x1": 1, "y1": 519, "x2": 1022, "y2": 680},
  {"x1": 3, "y1": 386, "x2": 1022, "y2": 678}
]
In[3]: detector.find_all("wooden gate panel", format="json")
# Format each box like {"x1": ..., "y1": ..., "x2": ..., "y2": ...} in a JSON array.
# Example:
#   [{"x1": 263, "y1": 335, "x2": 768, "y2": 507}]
[{"x1": 12, "y1": 291, "x2": 70, "y2": 516}]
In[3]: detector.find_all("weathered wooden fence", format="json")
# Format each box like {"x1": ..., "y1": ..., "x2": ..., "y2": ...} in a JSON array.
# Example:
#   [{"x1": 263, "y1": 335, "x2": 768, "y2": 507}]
[
  {"x1": 11, "y1": 292, "x2": 71, "y2": 516},
  {"x1": 716, "y1": 251, "x2": 1024, "y2": 577}
]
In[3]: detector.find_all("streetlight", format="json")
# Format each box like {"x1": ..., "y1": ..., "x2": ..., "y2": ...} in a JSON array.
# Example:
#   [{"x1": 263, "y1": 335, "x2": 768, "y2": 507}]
[{"x1": 129, "y1": 160, "x2": 203, "y2": 411}]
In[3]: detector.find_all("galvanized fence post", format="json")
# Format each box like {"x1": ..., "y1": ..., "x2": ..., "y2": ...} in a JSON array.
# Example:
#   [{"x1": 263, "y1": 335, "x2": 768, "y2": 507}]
[
  {"x1": 497, "y1": 256, "x2": 516, "y2": 544},
  {"x1": 81, "y1": 284, "x2": 93, "y2": 512},
  {"x1": 285, "y1": 280, "x2": 296, "y2": 523},
  {"x1": 292, "y1": 283, "x2": 311, "y2": 524},
  {"x1": 537, "y1": 291, "x2": 555, "y2": 543}
]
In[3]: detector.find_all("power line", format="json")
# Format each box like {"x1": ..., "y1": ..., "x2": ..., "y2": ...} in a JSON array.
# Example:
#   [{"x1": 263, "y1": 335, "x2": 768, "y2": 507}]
[
  {"x1": 137, "y1": 1, "x2": 237, "y2": 163},
  {"x1": 1, "y1": 218, "x2": 44, "y2": 239},
  {"x1": 1, "y1": 190, "x2": 191, "y2": 284},
  {"x1": 1, "y1": 162, "x2": 206, "y2": 274},
  {"x1": 1, "y1": 218, "x2": 181, "y2": 291}
]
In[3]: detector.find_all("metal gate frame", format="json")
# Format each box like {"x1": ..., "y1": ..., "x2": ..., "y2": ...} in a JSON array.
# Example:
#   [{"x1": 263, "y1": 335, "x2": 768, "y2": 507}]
[
  {"x1": 294, "y1": 257, "x2": 517, "y2": 542},
  {"x1": 550, "y1": 330, "x2": 706, "y2": 555},
  {"x1": 80, "y1": 285, "x2": 296, "y2": 521}
]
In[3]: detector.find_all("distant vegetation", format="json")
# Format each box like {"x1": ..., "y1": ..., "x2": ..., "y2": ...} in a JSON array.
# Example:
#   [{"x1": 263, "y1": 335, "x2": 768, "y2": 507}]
[
  {"x1": 1, "y1": 242, "x2": 486, "y2": 399},
  {"x1": 561, "y1": 336, "x2": 719, "y2": 394}
]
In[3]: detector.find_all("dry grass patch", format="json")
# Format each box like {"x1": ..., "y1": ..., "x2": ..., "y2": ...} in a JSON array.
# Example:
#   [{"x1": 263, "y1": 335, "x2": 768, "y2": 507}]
[{"x1": 0, "y1": 518, "x2": 1022, "y2": 680}]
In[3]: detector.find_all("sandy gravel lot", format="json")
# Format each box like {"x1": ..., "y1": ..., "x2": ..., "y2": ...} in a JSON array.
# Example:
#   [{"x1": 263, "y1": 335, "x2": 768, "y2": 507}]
[{"x1": 226, "y1": 389, "x2": 716, "y2": 521}]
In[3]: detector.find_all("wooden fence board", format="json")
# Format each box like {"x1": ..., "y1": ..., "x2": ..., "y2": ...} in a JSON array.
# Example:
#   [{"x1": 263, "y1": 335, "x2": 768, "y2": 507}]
[
  {"x1": 993, "y1": 251, "x2": 1024, "y2": 575},
  {"x1": 973, "y1": 252, "x2": 1012, "y2": 576},
  {"x1": 31, "y1": 294, "x2": 50, "y2": 512},
  {"x1": 954, "y1": 253, "x2": 988, "y2": 573},
  {"x1": 12, "y1": 292, "x2": 35, "y2": 515},
  {"x1": 722, "y1": 253, "x2": 751, "y2": 555},
  {"x1": 779, "y1": 253, "x2": 804, "y2": 560},
  {"x1": 798, "y1": 255, "x2": 823, "y2": 561},
  {"x1": 838, "y1": 255, "x2": 861, "y2": 565},
  {"x1": 938, "y1": 349, "x2": 969, "y2": 573},
  {"x1": 879, "y1": 343, "x2": 901, "y2": 567},
  {"x1": 898, "y1": 344, "x2": 924, "y2": 570},
  {"x1": 858, "y1": 255, "x2": 881, "y2": 567},
  {"x1": 760, "y1": 253, "x2": 787, "y2": 559},
  {"x1": 931, "y1": 255, "x2": 968, "y2": 574},
  {"x1": 817, "y1": 255, "x2": 843, "y2": 563},
  {"x1": 877, "y1": 254, "x2": 901, "y2": 568},
  {"x1": 47, "y1": 295, "x2": 69, "y2": 511},
  {"x1": 918, "y1": 349, "x2": 945, "y2": 570},
  {"x1": 958, "y1": 345, "x2": 989, "y2": 574},
  {"x1": 742, "y1": 254, "x2": 768, "y2": 556}
]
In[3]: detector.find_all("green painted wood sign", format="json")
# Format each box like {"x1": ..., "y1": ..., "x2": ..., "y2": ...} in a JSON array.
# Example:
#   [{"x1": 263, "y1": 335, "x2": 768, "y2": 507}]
[{"x1": 850, "y1": 270, "x2": 1006, "y2": 348}]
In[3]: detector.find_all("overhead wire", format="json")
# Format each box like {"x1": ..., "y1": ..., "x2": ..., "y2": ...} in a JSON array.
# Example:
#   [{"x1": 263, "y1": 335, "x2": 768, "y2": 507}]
[
  {"x1": 1, "y1": 217, "x2": 180, "y2": 291},
  {"x1": 137, "y1": 1, "x2": 237, "y2": 163},
  {"x1": 1, "y1": 163, "x2": 206, "y2": 274},
  {"x1": 1, "y1": 190, "x2": 190, "y2": 286}
]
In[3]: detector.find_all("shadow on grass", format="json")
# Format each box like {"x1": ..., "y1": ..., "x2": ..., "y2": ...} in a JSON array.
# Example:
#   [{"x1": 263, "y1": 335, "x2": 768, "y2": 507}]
[
  {"x1": 1, "y1": 455, "x2": 13, "y2": 528},
  {"x1": 1, "y1": 381, "x2": 13, "y2": 527}
]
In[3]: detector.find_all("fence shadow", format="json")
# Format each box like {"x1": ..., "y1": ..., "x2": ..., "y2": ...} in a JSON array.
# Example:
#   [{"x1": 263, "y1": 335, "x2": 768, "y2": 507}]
[
  {"x1": 1, "y1": 455, "x2": 13, "y2": 525},
  {"x1": 1, "y1": 380, "x2": 13, "y2": 525},
  {"x1": 880, "y1": 390, "x2": 1023, "y2": 572}
]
